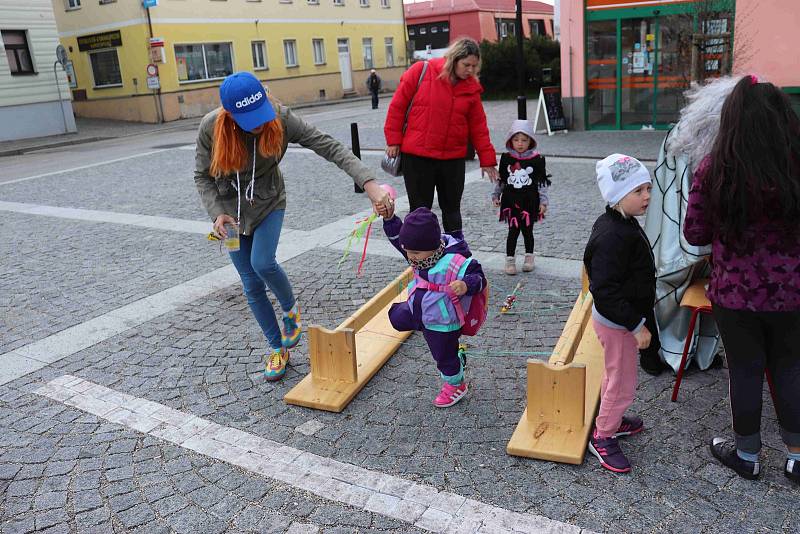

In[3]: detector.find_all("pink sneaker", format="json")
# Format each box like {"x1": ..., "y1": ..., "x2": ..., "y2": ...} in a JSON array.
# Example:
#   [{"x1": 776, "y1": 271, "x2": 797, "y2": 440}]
[{"x1": 433, "y1": 381, "x2": 468, "y2": 408}]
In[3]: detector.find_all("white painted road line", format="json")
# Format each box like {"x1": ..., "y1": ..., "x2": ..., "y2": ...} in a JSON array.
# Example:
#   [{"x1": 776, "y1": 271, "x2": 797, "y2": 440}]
[
  {"x1": 0, "y1": 149, "x2": 171, "y2": 186},
  {"x1": 35, "y1": 375, "x2": 588, "y2": 534}
]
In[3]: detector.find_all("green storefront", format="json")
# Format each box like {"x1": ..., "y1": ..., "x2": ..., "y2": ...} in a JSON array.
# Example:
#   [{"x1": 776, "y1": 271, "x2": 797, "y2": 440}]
[{"x1": 584, "y1": 0, "x2": 734, "y2": 130}]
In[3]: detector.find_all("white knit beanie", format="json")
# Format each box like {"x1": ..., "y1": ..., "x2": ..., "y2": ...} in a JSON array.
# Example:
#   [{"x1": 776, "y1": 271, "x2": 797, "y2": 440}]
[{"x1": 595, "y1": 153, "x2": 651, "y2": 205}]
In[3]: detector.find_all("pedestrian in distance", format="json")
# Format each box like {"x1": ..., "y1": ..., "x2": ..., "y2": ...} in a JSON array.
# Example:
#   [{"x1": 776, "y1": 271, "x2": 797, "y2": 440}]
[
  {"x1": 194, "y1": 71, "x2": 392, "y2": 381},
  {"x1": 382, "y1": 207, "x2": 487, "y2": 408},
  {"x1": 366, "y1": 69, "x2": 382, "y2": 110},
  {"x1": 491, "y1": 119, "x2": 550, "y2": 275},
  {"x1": 384, "y1": 37, "x2": 499, "y2": 239},
  {"x1": 683, "y1": 75, "x2": 800, "y2": 485},
  {"x1": 583, "y1": 154, "x2": 656, "y2": 473}
]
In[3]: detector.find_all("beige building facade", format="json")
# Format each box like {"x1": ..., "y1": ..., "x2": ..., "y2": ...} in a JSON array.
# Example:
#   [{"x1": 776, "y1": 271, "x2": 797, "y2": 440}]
[{"x1": 52, "y1": 0, "x2": 408, "y2": 123}]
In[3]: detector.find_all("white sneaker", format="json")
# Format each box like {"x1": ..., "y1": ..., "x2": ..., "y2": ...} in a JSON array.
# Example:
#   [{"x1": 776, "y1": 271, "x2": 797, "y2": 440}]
[
  {"x1": 504, "y1": 256, "x2": 517, "y2": 275},
  {"x1": 523, "y1": 253, "x2": 535, "y2": 272}
]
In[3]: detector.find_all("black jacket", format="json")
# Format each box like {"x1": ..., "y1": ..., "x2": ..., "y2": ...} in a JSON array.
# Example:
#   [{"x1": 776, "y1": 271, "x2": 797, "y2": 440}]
[{"x1": 583, "y1": 207, "x2": 656, "y2": 331}]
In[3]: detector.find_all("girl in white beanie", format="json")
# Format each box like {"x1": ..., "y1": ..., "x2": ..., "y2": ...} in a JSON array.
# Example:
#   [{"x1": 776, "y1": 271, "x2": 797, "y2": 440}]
[{"x1": 582, "y1": 153, "x2": 655, "y2": 473}]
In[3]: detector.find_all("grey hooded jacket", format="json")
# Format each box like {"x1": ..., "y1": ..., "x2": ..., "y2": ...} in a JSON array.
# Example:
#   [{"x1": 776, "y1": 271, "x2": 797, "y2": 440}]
[{"x1": 195, "y1": 103, "x2": 377, "y2": 236}]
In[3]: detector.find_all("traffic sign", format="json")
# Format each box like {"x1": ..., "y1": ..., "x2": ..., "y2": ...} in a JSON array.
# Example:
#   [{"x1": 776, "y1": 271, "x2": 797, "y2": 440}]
[
  {"x1": 146, "y1": 63, "x2": 158, "y2": 77},
  {"x1": 142, "y1": 0, "x2": 158, "y2": 8},
  {"x1": 146, "y1": 75, "x2": 160, "y2": 90}
]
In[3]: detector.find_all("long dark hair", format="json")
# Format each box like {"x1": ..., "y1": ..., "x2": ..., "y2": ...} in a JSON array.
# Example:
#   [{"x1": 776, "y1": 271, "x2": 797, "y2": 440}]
[{"x1": 706, "y1": 76, "x2": 800, "y2": 244}]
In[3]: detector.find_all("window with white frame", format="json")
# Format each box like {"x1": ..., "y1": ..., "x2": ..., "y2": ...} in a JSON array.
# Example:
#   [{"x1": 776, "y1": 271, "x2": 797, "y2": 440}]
[
  {"x1": 174, "y1": 43, "x2": 233, "y2": 82},
  {"x1": 384, "y1": 37, "x2": 394, "y2": 67},
  {"x1": 362, "y1": 38, "x2": 373, "y2": 69},
  {"x1": 251, "y1": 41, "x2": 267, "y2": 70},
  {"x1": 65, "y1": 0, "x2": 81, "y2": 9},
  {"x1": 1, "y1": 30, "x2": 35, "y2": 75},
  {"x1": 333, "y1": 0, "x2": 344, "y2": 5},
  {"x1": 380, "y1": 0, "x2": 389, "y2": 7},
  {"x1": 307, "y1": 0, "x2": 319, "y2": 4},
  {"x1": 359, "y1": 0, "x2": 369, "y2": 6},
  {"x1": 283, "y1": 40, "x2": 298, "y2": 67},
  {"x1": 312, "y1": 39, "x2": 325, "y2": 65},
  {"x1": 88, "y1": 49, "x2": 122, "y2": 87}
]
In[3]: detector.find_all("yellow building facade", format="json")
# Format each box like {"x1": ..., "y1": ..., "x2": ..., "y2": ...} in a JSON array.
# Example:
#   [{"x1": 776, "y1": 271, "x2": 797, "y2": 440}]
[{"x1": 53, "y1": 0, "x2": 407, "y2": 122}]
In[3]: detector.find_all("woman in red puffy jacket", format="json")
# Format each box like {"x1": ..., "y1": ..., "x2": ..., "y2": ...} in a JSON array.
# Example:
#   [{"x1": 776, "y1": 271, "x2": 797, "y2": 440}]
[{"x1": 384, "y1": 38, "x2": 498, "y2": 238}]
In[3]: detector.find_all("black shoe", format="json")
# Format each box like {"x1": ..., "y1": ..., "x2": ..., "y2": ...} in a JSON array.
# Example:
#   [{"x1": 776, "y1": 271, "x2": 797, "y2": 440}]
[
  {"x1": 639, "y1": 350, "x2": 665, "y2": 376},
  {"x1": 786, "y1": 458, "x2": 800, "y2": 485},
  {"x1": 709, "y1": 438, "x2": 760, "y2": 480}
]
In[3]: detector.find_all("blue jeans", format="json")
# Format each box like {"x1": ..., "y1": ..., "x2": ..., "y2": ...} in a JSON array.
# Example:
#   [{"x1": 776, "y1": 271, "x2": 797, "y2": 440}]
[{"x1": 228, "y1": 210, "x2": 295, "y2": 350}]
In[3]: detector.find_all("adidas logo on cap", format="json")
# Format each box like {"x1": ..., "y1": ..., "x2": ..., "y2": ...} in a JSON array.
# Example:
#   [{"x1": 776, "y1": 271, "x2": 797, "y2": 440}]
[{"x1": 235, "y1": 92, "x2": 263, "y2": 109}]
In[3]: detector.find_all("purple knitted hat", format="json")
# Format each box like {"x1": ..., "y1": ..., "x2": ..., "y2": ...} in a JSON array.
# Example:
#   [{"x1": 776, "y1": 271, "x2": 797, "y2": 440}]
[{"x1": 399, "y1": 208, "x2": 442, "y2": 251}]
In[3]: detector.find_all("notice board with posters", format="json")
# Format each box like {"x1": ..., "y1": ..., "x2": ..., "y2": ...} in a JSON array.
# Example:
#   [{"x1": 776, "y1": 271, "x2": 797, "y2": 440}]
[{"x1": 533, "y1": 86, "x2": 568, "y2": 136}]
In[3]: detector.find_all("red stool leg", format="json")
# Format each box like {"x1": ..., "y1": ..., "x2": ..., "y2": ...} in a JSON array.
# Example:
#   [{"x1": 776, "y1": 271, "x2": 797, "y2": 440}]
[{"x1": 672, "y1": 307, "x2": 700, "y2": 402}]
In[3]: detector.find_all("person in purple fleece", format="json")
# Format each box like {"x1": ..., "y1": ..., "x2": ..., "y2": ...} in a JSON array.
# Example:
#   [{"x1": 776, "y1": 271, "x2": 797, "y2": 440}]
[
  {"x1": 684, "y1": 76, "x2": 800, "y2": 485},
  {"x1": 383, "y1": 207, "x2": 487, "y2": 408}
]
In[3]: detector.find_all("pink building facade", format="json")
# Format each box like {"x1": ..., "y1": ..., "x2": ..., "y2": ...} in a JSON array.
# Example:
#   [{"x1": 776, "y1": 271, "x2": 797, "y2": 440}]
[
  {"x1": 405, "y1": 0, "x2": 554, "y2": 60},
  {"x1": 558, "y1": 0, "x2": 800, "y2": 130}
]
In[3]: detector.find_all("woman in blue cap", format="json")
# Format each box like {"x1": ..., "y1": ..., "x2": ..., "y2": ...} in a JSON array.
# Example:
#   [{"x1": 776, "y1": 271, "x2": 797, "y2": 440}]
[{"x1": 195, "y1": 71, "x2": 392, "y2": 381}]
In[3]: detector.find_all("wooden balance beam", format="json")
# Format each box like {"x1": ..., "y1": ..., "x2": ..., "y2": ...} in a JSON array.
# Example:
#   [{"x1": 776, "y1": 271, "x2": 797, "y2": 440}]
[
  {"x1": 507, "y1": 271, "x2": 606, "y2": 464},
  {"x1": 284, "y1": 267, "x2": 413, "y2": 413}
]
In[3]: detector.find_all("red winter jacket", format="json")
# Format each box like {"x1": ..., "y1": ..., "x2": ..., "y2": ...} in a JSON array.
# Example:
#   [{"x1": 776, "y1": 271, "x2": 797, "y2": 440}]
[{"x1": 384, "y1": 58, "x2": 496, "y2": 167}]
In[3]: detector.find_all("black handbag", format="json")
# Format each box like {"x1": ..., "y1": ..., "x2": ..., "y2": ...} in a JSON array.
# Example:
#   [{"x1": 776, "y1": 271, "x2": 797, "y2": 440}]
[{"x1": 381, "y1": 61, "x2": 428, "y2": 177}]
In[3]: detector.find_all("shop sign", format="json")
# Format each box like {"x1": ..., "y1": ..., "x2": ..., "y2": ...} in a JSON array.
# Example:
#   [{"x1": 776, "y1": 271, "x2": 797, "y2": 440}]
[{"x1": 77, "y1": 30, "x2": 122, "y2": 52}]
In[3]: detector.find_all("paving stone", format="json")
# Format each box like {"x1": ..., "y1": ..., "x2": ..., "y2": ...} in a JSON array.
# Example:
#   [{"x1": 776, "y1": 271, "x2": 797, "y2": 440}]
[{"x1": 117, "y1": 504, "x2": 157, "y2": 529}]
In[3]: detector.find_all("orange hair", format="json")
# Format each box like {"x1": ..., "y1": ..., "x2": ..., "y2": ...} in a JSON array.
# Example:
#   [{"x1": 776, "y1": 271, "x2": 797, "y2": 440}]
[{"x1": 209, "y1": 108, "x2": 284, "y2": 178}]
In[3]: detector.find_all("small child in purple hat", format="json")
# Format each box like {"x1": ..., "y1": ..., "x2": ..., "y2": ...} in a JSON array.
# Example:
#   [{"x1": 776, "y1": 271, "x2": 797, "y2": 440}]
[{"x1": 383, "y1": 207, "x2": 487, "y2": 407}]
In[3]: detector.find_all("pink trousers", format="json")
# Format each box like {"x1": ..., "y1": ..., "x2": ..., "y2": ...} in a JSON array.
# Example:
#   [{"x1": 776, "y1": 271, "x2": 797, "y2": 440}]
[{"x1": 593, "y1": 319, "x2": 639, "y2": 438}]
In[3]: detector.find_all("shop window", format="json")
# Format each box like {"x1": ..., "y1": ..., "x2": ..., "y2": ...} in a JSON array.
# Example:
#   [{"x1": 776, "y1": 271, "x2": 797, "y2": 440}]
[
  {"x1": 89, "y1": 49, "x2": 122, "y2": 87},
  {"x1": 1, "y1": 30, "x2": 35, "y2": 75},
  {"x1": 252, "y1": 41, "x2": 268, "y2": 70},
  {"x1": 312, "y1": 39, "x2": 325, "y2": 65},
  {"x1": 362, "y1": 38, "x2": 373, "y2": 69},
  {"x1": 174, "y1": 43, "x2": 233, "y2": 82},
  {"x1": 384, "y1": 37, "x2": 394, "y2": 67},
  {"x1": 283, "y1": 40, "x2": 298, "y2": 67}
]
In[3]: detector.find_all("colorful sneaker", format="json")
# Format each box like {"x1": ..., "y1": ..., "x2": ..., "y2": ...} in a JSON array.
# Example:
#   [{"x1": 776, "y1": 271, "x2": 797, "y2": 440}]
[
  {"x1": 709, "y1": 438, "x2": 760, "y2": 480},
  {"x1": 433, "y1": 381, "x2": 468, "y2": 408},
  {"x1": 588, "y1": 431, "x2": 631, "y2": 473},
  {"x1": 522, "y1": 253, "x2": 535, "y2": 272},
  {"x1": 614, "y1": 415, "x2": 644, "y2": 438},
  {"x1": 264, "y1": 347, "x2": 289, "y2": 381},
  {"x1": 281, "y1": 305, "x2": 302, "y2": 349},
  {"x1": 785, "y1": 458, "x2": 800, "y2": 485}
]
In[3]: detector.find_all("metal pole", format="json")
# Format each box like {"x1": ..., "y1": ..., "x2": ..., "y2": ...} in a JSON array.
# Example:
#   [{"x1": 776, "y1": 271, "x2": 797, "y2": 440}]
[
  {"x1": 351, "y1": 122, "x2": 364, "y2": 193},
  {"x1": 515, "y1": 0, "x2": 526, "y2": 119},
  {"x1": 145, "y1": 6, "x2": 165, "y2": 123},
  {"x1": 53, "y1": 61, "x2": 69, "y2": 134}
]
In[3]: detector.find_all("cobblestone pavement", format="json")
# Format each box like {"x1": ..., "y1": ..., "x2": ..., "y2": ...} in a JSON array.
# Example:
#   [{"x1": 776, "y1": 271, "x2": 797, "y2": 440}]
[{"x1": 0, "y1": 99, "x2": 797, "y2": 533}]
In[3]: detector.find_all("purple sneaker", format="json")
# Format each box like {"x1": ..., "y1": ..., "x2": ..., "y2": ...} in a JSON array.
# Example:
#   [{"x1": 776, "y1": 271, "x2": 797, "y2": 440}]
[
  {"x1": 588, "y1": 431, "x2": 631, "y2": 473},
  {"x1": 613, "y1": 415, "x2": 644, "y2": 438}
]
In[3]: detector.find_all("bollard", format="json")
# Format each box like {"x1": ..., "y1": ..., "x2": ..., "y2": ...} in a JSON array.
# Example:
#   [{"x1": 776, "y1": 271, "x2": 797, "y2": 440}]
[
  {"x1": 351, "y1": 122, "x2": 364, "y2": 193},
  {"x1": 517, "y1": 96, "x2": 527, "y2": 120}
]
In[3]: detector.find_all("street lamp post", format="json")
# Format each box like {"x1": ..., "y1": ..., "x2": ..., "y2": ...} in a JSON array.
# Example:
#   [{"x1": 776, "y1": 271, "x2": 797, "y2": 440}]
[{"x1": 515, "y1": 0, "x2": 526, "y2": 119}]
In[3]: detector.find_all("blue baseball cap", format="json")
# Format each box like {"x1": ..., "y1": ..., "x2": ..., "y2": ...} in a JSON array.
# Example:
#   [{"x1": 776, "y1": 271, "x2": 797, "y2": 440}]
[{"x1": 219, "y1": 72, "x2": 276, "y2": 131}]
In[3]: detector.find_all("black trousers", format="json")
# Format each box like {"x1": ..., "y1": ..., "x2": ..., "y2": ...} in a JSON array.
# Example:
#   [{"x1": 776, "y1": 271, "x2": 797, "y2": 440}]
[
  {"x1": 712, "y1": 305, "x2": 800, "y2": 452},
  {"x1": 402, "y1": 153, "x2": 466, "y2": 234},
  {"x1": 370, "y1": 90, "x2": 379, "y2": 109},
  {"x1": 506, "y1": 225, "x2": 534, "y2": 256}
]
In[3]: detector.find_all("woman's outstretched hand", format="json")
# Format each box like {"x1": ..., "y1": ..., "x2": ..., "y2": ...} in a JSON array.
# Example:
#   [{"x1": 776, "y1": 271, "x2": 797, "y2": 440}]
[
  {"x1": 385, "y1": 145, "x2": 400, "y2": 158},
  {"x1": 482, "y1": 166, "x2": 499, "y2": 182},
  {"x1": 364, "y1": 180, "x2": 394, "y2": 218}
]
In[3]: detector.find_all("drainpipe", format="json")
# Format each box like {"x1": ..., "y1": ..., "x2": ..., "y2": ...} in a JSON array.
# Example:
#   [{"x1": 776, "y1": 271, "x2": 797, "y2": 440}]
[{"x1": 145, "y1": 6, "x2": 165, "y2": 123}]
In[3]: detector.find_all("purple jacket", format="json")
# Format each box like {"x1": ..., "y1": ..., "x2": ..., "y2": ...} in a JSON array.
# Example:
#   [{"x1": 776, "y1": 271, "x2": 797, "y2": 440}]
[
  {"x1": 383, "y1": 215, "x2": 487, "y2": 331},
  {"x1": 683, "y1": 157, "x2": 800, "y2": 312}
]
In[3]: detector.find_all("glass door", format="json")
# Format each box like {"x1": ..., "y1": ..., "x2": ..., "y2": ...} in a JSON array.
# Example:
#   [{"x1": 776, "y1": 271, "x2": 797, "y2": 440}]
[
  {"x1": 654, "y1": 14, "x2": 693, "y2": 126},
  {"x1": 586, "y1": 20, "x2": 617, "y2": 128},
  {"x1": 620, "y1": 17, "x2": 656, "y2": 128}
]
